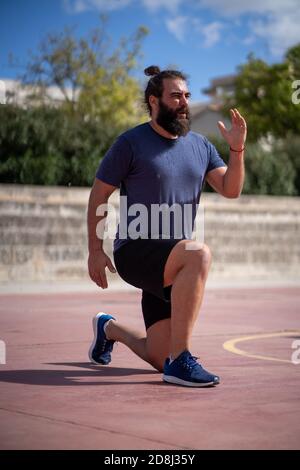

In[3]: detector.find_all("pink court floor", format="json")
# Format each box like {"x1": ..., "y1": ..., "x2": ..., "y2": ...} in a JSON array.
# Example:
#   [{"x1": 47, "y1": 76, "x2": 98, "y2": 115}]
[{"x1": 0, "y1": 285, "x2": 299, "y2": 450}]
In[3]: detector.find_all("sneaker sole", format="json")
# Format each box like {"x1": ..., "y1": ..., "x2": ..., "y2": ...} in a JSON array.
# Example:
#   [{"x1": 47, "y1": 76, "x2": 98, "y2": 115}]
[
  {"x1": 163, "y1": 375, "x2": 219, "y2": 387},
  {"x1": 88, "y1": 312, "x2": 109, "y2": 365}
]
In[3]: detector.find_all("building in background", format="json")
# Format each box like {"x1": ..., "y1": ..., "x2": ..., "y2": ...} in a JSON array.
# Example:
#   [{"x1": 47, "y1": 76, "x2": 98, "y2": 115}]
[
  {"x1": 190, "y1": 74, "x2": 236, "y2": 137},
  {"x1": 0, "y1": 78, "x2": 77, "y2": 108}
]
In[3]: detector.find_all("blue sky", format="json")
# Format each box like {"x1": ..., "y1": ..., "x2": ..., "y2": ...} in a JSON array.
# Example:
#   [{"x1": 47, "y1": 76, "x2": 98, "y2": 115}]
[{"x1": 1, "y1": 0, "x2": 299, "y2": 102}]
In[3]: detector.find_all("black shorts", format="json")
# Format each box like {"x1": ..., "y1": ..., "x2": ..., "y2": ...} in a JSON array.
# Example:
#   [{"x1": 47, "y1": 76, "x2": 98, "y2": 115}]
[{"x1": 113, "y1": 238, "x2": 183, "y2": 330}]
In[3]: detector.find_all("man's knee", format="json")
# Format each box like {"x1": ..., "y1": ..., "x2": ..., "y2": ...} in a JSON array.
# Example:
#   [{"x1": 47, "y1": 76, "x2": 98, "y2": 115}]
[
  {"x1": 147, "y1": 352, "x2": 165, "y2": 372},
  {"x1": 164, "y1": 240, "x2": 211, "y2": 287},
  {"x1": 184, "y1": 241, "x2": 212, "y2": 273},
  {"x1": 194, "y1": 243, "x2": 212, "y2": 267}
]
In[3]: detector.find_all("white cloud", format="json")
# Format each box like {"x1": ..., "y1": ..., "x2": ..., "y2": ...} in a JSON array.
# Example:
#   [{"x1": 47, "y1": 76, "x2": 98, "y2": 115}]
[
  {"x1": 64, "y1": 0, "x2": 183, "y2": 13},
  {"x1": 63, "y1": 0, "x2": 300, "y2": 56},
  {"x1": 201, "y1": 21, "x2": 223, "y2": 48},
  {"x1": 242, "y1": 36, "x2": 256, "y2": 46},
  {"x1": 166, "y1": 16, "x2": 224, "y2": 48},
  {"x1": 197, "y1": 0, "x2": 298, "y2": 17},
  {"x1": 165, "y1": 16, "x2": 189, "y2": 42},
  {"x1": 64, "y1": 0, "x2": 132, "y2": 13},
  {"x1": 142, "y1": 0, "x2": 182, "y2": 13},
  {"x1": 197, "y1": 0, "x2": 300, "y2": 56},
  {"x1": 251, "y1": 12, "x2": 300, "y2": 56}
]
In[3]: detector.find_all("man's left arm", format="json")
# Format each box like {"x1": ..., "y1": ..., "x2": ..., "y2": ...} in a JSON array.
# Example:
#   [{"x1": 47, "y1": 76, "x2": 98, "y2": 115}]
[{"x1": 205, "y1": 108, "x2": 247, "y2": 199}]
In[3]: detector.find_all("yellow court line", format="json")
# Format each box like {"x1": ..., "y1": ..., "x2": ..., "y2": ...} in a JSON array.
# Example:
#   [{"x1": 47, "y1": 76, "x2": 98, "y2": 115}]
[{"x1": 223, "y1": 331, "x2": 300, "y2": 364}]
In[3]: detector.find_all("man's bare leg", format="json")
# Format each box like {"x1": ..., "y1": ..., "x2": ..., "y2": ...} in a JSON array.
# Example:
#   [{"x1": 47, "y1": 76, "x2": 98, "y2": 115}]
[
  {"x1": 100, "y1": 239, "x2": 210, "y2": 370},
  {"x1": 163, "y1": 240, "x2": 211, "y2": 359},
  {"x1": 105, "y1": 320, "x2": 147, "y2": 361},
  {"x1": 105, "y1": 317, "x2": 171, "y2": 372}
]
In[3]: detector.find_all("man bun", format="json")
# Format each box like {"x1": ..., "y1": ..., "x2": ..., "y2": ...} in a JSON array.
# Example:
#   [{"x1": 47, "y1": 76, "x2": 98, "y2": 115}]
[{"x1": 144, "y1": 65, "x2": 161, "y2": 76}]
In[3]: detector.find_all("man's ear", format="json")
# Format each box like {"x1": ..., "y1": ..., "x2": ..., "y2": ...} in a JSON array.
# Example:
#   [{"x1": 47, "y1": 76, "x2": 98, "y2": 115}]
[{"x1": 149, "y1": 94, "x2": 158, "y2": 111}]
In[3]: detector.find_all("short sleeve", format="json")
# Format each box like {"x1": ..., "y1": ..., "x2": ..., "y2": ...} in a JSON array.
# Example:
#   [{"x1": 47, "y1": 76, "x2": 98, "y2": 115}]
[
  {"x1": 96, "y1": 135, "x2": 133, "y2": 187},
  {"x1": 205, "y1": 138, "x2": 227, "y2": 174}
]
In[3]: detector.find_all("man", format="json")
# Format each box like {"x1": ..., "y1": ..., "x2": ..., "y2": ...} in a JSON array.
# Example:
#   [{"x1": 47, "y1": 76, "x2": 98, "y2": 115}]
[{"x1": 87, "y1": 65, "x2": 247, "y2": 387}]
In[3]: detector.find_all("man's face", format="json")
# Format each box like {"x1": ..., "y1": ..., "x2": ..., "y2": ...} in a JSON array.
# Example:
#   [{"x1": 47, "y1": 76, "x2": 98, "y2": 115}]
[{"x1": 155, "y1": 78, "x2": 191, "y2": 136}]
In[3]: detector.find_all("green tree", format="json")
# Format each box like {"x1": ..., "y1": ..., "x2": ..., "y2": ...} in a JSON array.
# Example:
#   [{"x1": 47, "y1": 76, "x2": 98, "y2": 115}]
[
  {"x1": 21, "y1": 16, "x2": 148, "y2": 112},
  {"x1": 1, "y1": 18, "x2": 149, "y2": 186},
  {"x1": 285, "y1": 44, "x2": 300, "y2": 79},
  {"x1": 207, "y1": 135, "x2": 297, "y2": 196},
  {"x1": 0, "y1": 105, "x2": 66, "y2": 185},
  {"x1": 77, "y1": 67, "x2": 147, "y2": 139},
  {"x1": 224, "y1": 45, "x2": 300, "y2": 141}
]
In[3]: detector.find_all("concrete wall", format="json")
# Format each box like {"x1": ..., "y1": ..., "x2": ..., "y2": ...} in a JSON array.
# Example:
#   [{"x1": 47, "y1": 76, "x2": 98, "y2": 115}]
[{"x1": 0, "y1": 184, "x2": 299, "y2": 283}]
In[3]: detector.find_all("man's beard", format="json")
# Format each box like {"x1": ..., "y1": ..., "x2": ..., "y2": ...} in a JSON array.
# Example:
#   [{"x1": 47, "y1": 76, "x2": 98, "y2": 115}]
[{"x1": 156, "y1": 99, "x2": 191, "y2": 137}]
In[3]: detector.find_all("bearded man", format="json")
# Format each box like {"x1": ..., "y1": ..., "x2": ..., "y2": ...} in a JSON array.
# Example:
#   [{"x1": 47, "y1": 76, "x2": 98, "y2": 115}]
[{"x1": 87, "y1": 65, "x2": 247, "y2": 387}]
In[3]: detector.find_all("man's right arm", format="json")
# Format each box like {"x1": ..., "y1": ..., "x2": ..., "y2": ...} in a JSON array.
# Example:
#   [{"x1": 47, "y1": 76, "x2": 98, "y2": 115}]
[{"x1": 87, "y1": 178, "x2": 118, "y2": 289}]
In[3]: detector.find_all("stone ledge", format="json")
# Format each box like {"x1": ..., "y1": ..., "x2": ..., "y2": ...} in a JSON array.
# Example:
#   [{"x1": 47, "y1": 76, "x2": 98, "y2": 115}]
[
  {"x1": 1, "y1": 184, "x2": 300, "y2": 282},
  {"x1": 1, "y1": 184, "x2": 300, "y2": 212}
]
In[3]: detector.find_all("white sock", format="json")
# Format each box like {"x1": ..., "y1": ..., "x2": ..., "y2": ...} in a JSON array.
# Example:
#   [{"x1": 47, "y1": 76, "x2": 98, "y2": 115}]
[
  {"x1": 169, "y1": 355, "x2": 174, "y2": 364},
  {"x1": 103, "y1": 319, "x2": 114, "y2": 339}
]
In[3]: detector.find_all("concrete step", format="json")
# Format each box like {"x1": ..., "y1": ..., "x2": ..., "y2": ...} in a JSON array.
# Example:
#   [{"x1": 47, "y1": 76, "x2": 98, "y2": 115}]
[{"x1": 1, "y1": 184, "x2": 300, "y2": 282}]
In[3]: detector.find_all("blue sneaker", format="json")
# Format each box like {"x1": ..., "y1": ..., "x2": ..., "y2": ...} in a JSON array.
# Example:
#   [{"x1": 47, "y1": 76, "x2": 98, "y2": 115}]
[
  {"x1": 163, "y1": 350, "x2": 220, "y2": 387},
  {"x1": 88, "y1": 312, "x2": 116, "y2": 365}
]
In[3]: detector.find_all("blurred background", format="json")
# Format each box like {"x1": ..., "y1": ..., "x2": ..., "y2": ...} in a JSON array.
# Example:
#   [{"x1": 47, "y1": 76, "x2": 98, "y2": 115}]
[{"x1": 0, "y1": 0, "x2": 300, "y2": 289}]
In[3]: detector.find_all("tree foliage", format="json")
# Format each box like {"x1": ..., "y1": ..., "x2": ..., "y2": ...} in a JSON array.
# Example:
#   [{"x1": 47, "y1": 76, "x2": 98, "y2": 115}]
[
  {"x1": 2, "y1": 27, "x2": 300, "y2": 195},
  {"x1": 21, "y1": 16, "x2": 148, "y2": 110},
  {"x1": 207, "y1": 135, "x2": 299, "y2": 196},
  {"x1": 0, "y1": 17, "x2": 148, "y2": 186},
  {"x1": 210, "y1": 44, "x2": 300, "y2": 196},
  {"x1": 223, "y1": 44, "x2": 300, "y2": 142}
]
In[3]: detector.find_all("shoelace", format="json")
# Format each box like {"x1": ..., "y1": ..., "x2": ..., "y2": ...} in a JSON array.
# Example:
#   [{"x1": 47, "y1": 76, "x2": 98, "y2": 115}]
[
  {"x1": 181, "y1": 354, "x2": 201, "y2": 371},
  {"x1": 101, "y1": 339, "x2": 107, "y2": 353},
  {"x1": 100, "y1": 338, "x2": 115, "y2": 354}
]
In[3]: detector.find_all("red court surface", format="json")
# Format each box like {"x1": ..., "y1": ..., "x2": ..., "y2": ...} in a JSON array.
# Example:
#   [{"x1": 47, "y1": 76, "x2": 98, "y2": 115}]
[{"x1": 0, "y1": 286, "x2": 299, "y2": 450}]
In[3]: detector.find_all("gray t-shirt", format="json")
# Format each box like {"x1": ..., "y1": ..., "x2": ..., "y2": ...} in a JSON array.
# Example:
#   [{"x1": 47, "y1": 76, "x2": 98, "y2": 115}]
[{"x1": 96, "y1": 122, "x2": 226, "y2": 252}]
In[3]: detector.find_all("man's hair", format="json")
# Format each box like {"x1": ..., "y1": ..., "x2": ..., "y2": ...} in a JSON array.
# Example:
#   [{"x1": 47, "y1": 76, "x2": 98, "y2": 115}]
[{"x1": 144, "y1": 65, "x2": 187, "y2": 115}]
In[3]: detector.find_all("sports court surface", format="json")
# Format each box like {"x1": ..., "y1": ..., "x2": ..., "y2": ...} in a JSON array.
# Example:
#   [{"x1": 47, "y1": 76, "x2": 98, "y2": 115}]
[{"x1": 0, "y1": 284, "x2": 299, "y2": 449}]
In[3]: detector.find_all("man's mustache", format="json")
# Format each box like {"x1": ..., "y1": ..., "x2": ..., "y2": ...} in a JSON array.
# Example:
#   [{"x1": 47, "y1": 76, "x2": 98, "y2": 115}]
[{"x1": 176, "y1": 107, "x2": 189, "y2": 115}]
